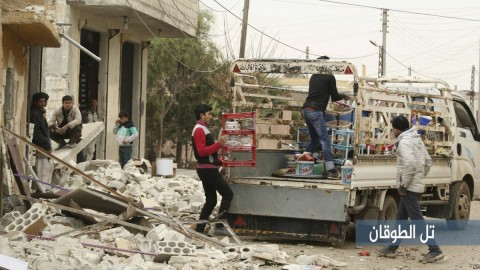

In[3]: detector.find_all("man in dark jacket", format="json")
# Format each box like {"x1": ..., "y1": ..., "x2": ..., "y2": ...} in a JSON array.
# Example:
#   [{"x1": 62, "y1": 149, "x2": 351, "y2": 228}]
[
  {"x1": 192, "y1": 104, "x2": 232, "y2": 236},
  {"x1": 302, "y1": 73, "x2": 350, "y2": 179},
  {"x1": 30, "y1": 93, "x2": 54, "y2": 186}
]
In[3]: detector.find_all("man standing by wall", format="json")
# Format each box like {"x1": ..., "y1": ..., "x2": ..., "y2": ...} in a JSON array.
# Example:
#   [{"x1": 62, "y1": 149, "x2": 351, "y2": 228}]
[
  {"x1": 377, "y1": 115, "x2": 444, "y2": 263},
  {"x1": 30, "y1": 93, "x2": 54, "y2": 186},
  {"x1": 48, "y1": 95, "x2": 82, "y2": 149},
  {"x1": 81, "y1": 98, "x2": 99, "y2": 160}
]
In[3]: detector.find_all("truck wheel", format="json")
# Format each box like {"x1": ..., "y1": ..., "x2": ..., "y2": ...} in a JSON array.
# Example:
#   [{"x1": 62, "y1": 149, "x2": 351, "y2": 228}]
[
  {"x1": 447, "y1": 181, "x2": 470, "y2": 230},
  {"x1": 380, "y1": 195, "x2": 397, "y2": 221}
]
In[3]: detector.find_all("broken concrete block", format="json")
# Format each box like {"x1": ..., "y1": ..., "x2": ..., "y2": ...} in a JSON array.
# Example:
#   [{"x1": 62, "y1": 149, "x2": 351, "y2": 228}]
[
  {"x1": 99, "y1": 227, "x2": 133, "y2": 242},
  {"x1": 146, "y1": 224, "x2": 169, "y2": 241},
  {"x1": 155, "y1": 241, "x2": 196, "y2": 256},
  {"x1": 240, "y1": 246, "x2": 253, "y2": 260},
  {"x1": 137, "y1": 239, "x2": 155, "y2": 253},
  {"x1": 47, "y1": 216, "x2": 84, "y2": 229},
  {"x1": 99, "y1": 254, "x2": 126, "y2": 268},
  {"x1": 225, "y1": 252, "x2": 239, "y2": 261},
  {"x1": 115, "y1": 238, "x2": 131, "y2": 252},
  {"x1": 41, "y1": 224, "x2": 73, "y2": 237},
  {"x1": 162, "y1": 231, "x2": 185, "y2": 242},
  {"x1": 0, "y1": 211, "x2": 21, "y2": 229},
  {"x1": 107, "y1": 180, "x2": 125, "y2": 190},
  {"x1": 295, "y1": 254, "x2": 347, "y2": 267},
  {"x1": 5, "y1": 203, "x2": 47, "y2": 235},
  {"x1": 168, "y1": 256, "x2": 194, "y2": 268}
]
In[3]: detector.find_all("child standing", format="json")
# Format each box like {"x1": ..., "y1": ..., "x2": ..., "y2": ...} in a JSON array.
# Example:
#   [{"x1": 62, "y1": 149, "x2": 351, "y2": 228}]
[{"x1": 113, "y1": 110, "x2": 138, "y2": 168}]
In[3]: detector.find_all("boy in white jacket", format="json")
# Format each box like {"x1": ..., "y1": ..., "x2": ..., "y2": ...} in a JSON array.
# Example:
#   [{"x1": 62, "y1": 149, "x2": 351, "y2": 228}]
[
  {"x1": 377, "y1": 115, "x2": 444, "y2": 263},
  {"x1": 113, "y1": 110, "x2": 138, "y2": 168}
]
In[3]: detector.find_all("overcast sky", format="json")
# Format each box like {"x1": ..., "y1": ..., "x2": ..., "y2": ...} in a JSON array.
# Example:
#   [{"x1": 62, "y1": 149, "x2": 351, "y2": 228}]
[{"x1": 200, "y1": 0, "x2": 480, "y2": 90}]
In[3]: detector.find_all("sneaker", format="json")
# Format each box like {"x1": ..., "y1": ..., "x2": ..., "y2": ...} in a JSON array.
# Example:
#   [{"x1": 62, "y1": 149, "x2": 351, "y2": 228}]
[
  {"x1": 327, "y1": 168, "x2": 340, "y2": 179},
  {"x1": 419, "y1": 251, "x2": 444, "y2": 263},
  {"x1": 213, "y1": 227, "x2": 231, "y2": 236},
  {"x1": 67, "y1": 143, "x2": 77, "y2": 148},
  {"x1": 376, "y1": 247, "x2": 397, "y2": 258},
  {"x1": 57, "y1": 140, "x2": 67, "y2": 149}
]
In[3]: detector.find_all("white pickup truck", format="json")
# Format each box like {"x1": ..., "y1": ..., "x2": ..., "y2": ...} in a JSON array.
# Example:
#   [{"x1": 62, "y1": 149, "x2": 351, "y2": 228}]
[{"x1": 224, "y1": 59, "x2": 480, "y2": 245}]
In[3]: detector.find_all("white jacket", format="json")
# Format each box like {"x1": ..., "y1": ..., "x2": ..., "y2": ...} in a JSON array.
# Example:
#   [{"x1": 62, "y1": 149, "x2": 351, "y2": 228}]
[
  {"x1": 395, "y1": 127, "x2": 432, "y2": 193},
  {"x1": 48, "y1": 105, "x2": 82, "y2": 129}
]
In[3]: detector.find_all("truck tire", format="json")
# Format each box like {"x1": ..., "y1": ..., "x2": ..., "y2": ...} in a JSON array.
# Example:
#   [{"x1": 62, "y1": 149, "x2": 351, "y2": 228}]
[
  {"x1": 380, "y1": 195, "x2": 397, "y2": 221},
  {"x1": 447, "y1": 181, "x2": 470, "y2": 230}
]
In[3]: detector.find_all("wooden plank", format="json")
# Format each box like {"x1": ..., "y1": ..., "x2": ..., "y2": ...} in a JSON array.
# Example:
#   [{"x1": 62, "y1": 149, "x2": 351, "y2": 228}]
[
  {"x1": 6, "y1": 138, "x2": 31, "y2": 207},
  {"x1": 0, "y1": 135, "x2": 3, "y2": 216}
]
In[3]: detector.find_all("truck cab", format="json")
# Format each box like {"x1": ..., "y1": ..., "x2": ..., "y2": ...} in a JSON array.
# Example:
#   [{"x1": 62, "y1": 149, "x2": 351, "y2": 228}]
[{"x1": 224, "y1": 59, "x2": 479, "y2": 245}]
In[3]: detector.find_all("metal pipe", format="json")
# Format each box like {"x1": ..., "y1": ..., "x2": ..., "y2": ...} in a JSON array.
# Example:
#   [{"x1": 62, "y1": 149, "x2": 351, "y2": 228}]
[
  {"x1": 349, "y1": 192, "x2": 369, "y2": 214},
  {"x1": 60, "y1": 33, "x2": 101, "y2": 62},
  {"x1": 419, "y1": 200, "x2": 449, "y2": 206}
]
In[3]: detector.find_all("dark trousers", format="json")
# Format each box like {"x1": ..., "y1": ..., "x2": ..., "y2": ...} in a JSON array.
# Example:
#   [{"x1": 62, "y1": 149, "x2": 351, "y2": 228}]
[
  {"x1": 195, "y1": 168, "x2": 234, "y2": 232},
  {"x1": 119, "y1": 145, "x2": 132, "y2": 168},
  {"x1": 389, "y1": 191, "x2": 441, "y2": 252},
  {"x1": 50, "y1": 125, "x2": 82, "y2": 145}
]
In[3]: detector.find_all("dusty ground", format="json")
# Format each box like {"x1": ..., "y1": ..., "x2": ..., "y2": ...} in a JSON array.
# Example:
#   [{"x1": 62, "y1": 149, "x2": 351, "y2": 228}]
[
  {"x1": 256, "y1": 200, "x2": 480, "y2": 270},
  {"x1": 176, "y1": 169, "x2": 480, "y2": 270}
]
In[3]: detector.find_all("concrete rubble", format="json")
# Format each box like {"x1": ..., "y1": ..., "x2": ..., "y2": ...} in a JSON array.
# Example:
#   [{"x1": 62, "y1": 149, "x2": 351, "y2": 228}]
[{"x1": 0, "y1": 159, "x2": 347, "y2": 269}]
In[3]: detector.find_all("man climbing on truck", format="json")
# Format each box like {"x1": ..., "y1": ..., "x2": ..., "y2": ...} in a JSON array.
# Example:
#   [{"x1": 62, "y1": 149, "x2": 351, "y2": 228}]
[{"x1": 302, "y1": 69, "x2": 350, "y2": 179}]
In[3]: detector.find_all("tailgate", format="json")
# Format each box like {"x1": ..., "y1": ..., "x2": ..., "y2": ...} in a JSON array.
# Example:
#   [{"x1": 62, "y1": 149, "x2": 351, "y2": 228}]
[{"x1": 228, "y1": 177, "x2": 350, "y2": 222}]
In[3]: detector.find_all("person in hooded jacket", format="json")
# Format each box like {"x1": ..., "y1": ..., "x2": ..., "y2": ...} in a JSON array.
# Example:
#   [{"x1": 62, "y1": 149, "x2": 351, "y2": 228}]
[
  {"x1": 377, "y1": 115, "x2": 444, "y2": 263},
  {"x1": 113, "y1": 110, "x2": 138, "y2": 168}
]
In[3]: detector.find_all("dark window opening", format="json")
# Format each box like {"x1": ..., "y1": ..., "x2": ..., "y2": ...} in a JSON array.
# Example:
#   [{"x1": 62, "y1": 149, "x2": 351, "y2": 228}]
[
  {"x1": 453, "y1": 100, "x2": 479, "y2": 136},
  {"x1": 79, "y1": 29, "x2": 100, "y2": 111},
  {"x1": 120, "y1": 42, "x2": 134, "y2": 117}
]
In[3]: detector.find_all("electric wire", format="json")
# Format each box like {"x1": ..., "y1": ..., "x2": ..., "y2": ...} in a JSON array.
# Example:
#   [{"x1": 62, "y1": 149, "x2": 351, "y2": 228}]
[
  {"x1": 211, "y1": 0, "x2": 382, "y2": 59},
  {"x1": 314, "y1": 0, "x2": 480, "y2": 22}
]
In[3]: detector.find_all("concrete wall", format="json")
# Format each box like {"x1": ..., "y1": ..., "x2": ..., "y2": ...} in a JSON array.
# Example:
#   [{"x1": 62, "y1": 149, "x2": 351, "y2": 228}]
[{"x1": 1, "y1": 27, "x2": 29, "y2": 136}]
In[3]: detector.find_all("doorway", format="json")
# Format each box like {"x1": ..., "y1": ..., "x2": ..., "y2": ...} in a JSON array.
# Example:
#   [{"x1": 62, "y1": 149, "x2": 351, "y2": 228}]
[
  {"x1": 120, "y1": 42, "x2": 134, "y2": 117},
  {"x1": 78, "y1": 29, "x2": 100, "y2": 111}
]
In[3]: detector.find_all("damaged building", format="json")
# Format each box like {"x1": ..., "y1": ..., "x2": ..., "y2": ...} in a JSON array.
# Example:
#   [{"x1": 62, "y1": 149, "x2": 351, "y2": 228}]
[{"x1": 38, "y1": 0, "x2": 199, "y2": 161}]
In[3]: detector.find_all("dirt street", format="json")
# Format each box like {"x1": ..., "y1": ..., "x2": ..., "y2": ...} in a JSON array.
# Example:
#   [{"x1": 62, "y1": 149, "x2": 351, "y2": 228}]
[{"x1": 259, "y1": 201, "x2": 480, "y2": 270}]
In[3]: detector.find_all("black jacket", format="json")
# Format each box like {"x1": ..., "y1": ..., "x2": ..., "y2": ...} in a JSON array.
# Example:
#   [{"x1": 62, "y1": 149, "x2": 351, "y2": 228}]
[
  {"x1": 303, "y1": 74, "x2": 346, "y2": 112},
  {"x1": 30, "y1": 106, "x2": 52, "y2": 152}
]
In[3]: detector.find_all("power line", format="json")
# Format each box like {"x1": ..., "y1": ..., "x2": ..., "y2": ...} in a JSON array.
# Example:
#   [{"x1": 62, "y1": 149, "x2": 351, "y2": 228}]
[
  {"x1": 385, "y1": 51, "x2": 441, "y2": 81},
  {"x1": 211, "y1": 0, "x2": 378, "y2": 59},
  {"x1": 125, "y1": 0, "x2": 226, "y2": 73},
  {"x1": 314, "y1": 0, "x2": 480, "y2": 22}
]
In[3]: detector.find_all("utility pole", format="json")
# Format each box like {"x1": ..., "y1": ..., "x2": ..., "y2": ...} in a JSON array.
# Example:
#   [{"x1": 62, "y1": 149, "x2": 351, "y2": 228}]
[
  {"x1": 306, "y1": 46, "x2": 309, "y2": 60},
  {"x1": 408, "y1": 67, "x2": 412, "y2": 85},
  {"x1": 381, "y1": 9, "x2": 388, "y2": 77},
  {"x1": 239, "y1": 0, "x2": 250, "y2": 59},
  {"x1": 471, "y1": 65, "x2": 476, "y2": 110}
]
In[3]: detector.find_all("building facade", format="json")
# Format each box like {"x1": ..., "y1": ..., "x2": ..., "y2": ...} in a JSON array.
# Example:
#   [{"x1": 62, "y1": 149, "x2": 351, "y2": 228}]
[
  {"x1": 1, "y1": 0, "x2": 61, "y2": 140},
  {"x1": 39, "y1": 0, "x2": 198, "y2": 160}
]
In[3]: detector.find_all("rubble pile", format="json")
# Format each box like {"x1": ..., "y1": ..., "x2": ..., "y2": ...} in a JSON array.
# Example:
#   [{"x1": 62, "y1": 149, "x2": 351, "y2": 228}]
[{"x1": 1, "y1": 160, "x2": 343, "y2": 269}]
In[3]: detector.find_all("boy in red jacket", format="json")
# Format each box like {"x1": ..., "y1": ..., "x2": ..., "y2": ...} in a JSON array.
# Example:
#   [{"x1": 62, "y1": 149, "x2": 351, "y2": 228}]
[{"x1": 192, "y1": 104, "x2": 232, "y2": 235}]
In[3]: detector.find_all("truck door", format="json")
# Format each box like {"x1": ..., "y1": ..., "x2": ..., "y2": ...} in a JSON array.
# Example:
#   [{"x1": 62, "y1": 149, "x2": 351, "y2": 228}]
[{"x1": 453, "y1": 99, "x2": 480, "y2": 180}]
